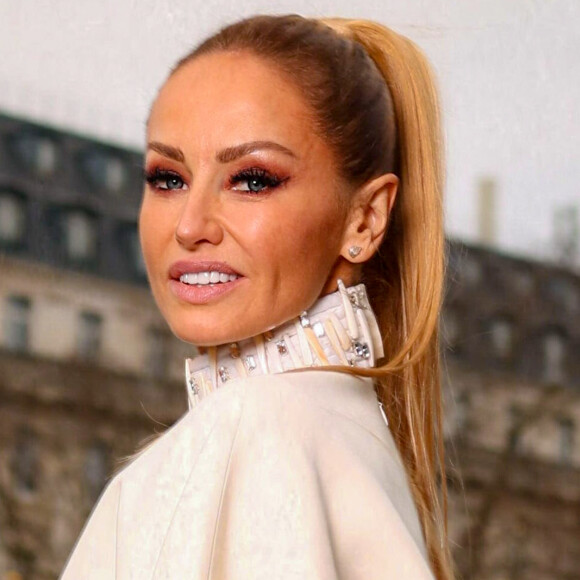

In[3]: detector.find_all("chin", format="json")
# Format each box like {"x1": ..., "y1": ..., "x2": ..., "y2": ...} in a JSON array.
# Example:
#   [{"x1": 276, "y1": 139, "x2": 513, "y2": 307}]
[
  {"x1": 166, "y1": 303, "x2": 304, "y2": 347},
  {"x1": 170, "y1": 323, "x2": 229, "y2": 347},
  {"x1": 167, "y1": 315, "x2": 260, "y2": 347},
  {"x1": 159, "y1": 287, "x2": 318, "y2": 347}
]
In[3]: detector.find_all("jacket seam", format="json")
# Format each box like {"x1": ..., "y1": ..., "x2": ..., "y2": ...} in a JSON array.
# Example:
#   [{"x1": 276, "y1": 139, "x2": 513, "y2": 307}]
[
  {"x1": 206, "y1": 392, "x2": 247, "y2": 579},
  {"x1": 149, "y1": 416, "x2": 223, "y2": 579}
]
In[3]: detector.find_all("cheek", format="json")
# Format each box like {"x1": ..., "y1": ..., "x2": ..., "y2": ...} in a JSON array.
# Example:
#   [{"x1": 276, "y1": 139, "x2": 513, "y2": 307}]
[
  {"x1": 299, "y1": 192, "x2": 345, "y2": 245},
  {"x1": 262, "y1": 201, "x2": 344, "y2": 272}
]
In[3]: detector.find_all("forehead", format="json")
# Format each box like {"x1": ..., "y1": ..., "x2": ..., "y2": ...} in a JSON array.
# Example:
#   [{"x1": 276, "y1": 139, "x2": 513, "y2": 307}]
[{"x1": 147, "y1": 51, "x2": 317, "y2": 147}]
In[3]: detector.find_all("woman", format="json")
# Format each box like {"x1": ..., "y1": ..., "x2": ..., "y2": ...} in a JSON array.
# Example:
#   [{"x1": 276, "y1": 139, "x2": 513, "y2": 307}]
[{"x1": 62, "y1": 14, "x2": 453, "y2": 579}]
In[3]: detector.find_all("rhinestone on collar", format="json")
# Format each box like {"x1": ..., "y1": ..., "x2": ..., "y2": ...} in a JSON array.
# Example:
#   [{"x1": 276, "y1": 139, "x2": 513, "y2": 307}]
[{"x1": 184, "y1": 281, "x2": 384, "y2": 410}]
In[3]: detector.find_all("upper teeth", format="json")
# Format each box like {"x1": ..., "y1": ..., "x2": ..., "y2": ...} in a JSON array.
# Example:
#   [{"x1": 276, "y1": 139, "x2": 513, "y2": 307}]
[{"x1": 180, "y1": 272, "x2": 239, "y2": 285}]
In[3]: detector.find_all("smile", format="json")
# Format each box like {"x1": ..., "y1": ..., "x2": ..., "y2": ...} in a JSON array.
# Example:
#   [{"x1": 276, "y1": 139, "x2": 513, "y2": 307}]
[
  {"x1": 168, "y1": 261, "x2": 243, "y2": 304},
  {"x1": 180, "y1": 272, "x2": 240, "y2": 285}
]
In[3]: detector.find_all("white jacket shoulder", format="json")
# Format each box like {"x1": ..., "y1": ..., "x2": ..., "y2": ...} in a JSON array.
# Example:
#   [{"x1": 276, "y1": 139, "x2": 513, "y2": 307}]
[{"x1": 62, "y1": 371, "x2": 433, "y2": 579}]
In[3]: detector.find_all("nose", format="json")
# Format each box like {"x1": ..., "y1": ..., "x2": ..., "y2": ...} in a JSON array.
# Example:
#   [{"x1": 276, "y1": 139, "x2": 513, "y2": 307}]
[{"x1": 174, "y1": 184, "x2": 224, "y2": 250}]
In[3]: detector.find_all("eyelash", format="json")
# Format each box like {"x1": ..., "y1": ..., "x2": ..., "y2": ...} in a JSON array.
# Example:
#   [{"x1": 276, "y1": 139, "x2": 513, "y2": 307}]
[
  {"x1": 144, "y1": 167, "x2": 288, "y2": 194},
  {"x1": 229, "y1": 167, "x2": 287, "y2": 193},
  {"x1": 144, "y1": 168, "x2": 186, "y2": 191}
]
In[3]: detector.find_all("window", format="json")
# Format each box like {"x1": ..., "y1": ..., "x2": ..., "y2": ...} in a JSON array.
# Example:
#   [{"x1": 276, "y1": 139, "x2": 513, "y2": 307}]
[
  {"x1": 83, "y1": 151, "x2": 127, "y2": 194},
  {"x1": 146, "y1": 327, "x2": 170, "y2": 378},
  {"x1": 103, "y1": 157, "x2": 127, "y2": 192},
  {"x1": 558, "y1": 418, "x2": 574, "y2": 464},
  {"x1": 11, "y1": 428, "x2": 39, "y2": 493},
  {"x1": 77, "y1": 311, "x2": 103, "y2": 361},
  {"x1": 543, "y1": 330, "x2": 566, "y2": 384},
  {"x1": 84, "y1": 441, "x2": 110, "y2": 501},
  {"x1": 508, "y1": 405, "x2": 524, "y2": 453},
  {"x1": 127, "y1": 226, "x2": 147, "y2": 276},
  {"x1": 3, "y1": 295, "x2": 31, "y2": 352},
  {"x1": 489, "y1": 316, "x2": 514, "y2": 361},
  {"x1": 115, "y1": 223, "x2": 147, "y2": 279},
  {"x1": 544, "y1": 277, "x2": 579, "y2": 312},
  {"x1": 62, "y1": 210, "x2": 97, "y2": 262},
  {"x1": 12, "y1": 132, "x2": 57, "y2": 176},
  {"x1": 0, "y1": 192, "x2": 26, "y2": 244}
]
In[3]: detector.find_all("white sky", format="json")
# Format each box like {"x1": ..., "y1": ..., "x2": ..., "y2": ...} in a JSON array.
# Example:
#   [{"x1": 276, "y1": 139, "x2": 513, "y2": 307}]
[{"x1": 1, "y1": 0, "x2": 578, "y2": 263}]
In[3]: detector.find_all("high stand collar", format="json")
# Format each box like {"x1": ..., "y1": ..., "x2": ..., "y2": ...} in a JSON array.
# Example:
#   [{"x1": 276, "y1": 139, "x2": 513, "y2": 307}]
[{"x1": 184, "y1": 280, "x2": 384, "y2": 410}]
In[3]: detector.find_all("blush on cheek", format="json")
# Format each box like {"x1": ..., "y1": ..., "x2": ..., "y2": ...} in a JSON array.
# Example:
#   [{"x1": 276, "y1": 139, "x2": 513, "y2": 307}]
[{"x1": 298, "y1": 212, "x2": 342, "y2": 255}]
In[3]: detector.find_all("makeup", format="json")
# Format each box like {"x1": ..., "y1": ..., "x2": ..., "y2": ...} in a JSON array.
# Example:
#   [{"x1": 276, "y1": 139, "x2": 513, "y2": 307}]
[{"x1": 168, "y1": 260, "x2": 244, "y2": 305}]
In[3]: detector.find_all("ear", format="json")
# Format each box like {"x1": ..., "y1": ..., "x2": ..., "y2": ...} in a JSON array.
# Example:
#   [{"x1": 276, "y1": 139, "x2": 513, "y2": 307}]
[{"x1": 340, "y1": 173, "x2": 398, "y2": 263}]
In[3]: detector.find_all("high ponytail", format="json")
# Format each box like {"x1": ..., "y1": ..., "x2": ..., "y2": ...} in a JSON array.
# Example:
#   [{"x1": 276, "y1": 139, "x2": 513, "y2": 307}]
[
  {"x1": 174, "y1": 15, "x2": 453, "y2": 579},
  {"x1": 321, "y1": 19, "x2": 452, "y2": 579}
]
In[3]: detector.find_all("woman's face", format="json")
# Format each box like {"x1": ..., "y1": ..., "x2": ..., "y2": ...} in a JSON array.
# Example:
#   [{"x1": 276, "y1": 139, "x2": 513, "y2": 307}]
[{"x1": 140, "y1": 51, "x2": 357, "y2": 346}]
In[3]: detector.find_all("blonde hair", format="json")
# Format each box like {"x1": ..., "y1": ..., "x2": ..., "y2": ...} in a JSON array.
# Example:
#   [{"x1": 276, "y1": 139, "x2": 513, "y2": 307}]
[
  {"x1": 171, "y1": 15, "x2": 453, "y2": 578},
  {"x1": 322, "y1": 19, "x2": 452, "y2": 579}
]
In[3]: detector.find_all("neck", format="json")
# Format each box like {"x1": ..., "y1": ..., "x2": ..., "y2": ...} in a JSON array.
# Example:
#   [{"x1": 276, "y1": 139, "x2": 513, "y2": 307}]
[{"x1": 184, "y1": 280, "x2": 384, "y2": 409}]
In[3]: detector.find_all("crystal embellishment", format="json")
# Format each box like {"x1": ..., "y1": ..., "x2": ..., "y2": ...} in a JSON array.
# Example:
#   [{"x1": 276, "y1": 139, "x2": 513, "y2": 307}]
[
  {"x1": 349, "y1": 289, "x2": 367, "y2": 310},
  {"x1": 183, "y1": 283, "x2": 378, "y2": 410},
  {"x1": 352, "y1": 340, "x2": 371, "y2": 360},
  {"x1": 218, "y1": 366, "x2": 230, "y2": 383},
  {"x1": 187, "y1": 377, "x2": 199, "y2": 395},
  {"x1": 312, "y1": 322, "x2": 325, "y2": 338},
  {"x1": 349, "y1": 292, "x2": 360, "y2": 308},
  {"x1": 244, "y1": 355, "x2": 257, "y2": 372},
  {"x1": 299, "y1": 311, "x2": 311, "y2": 327},
  {"x1": 276, "y1": 340, "x2": 288, "y2": 355}
]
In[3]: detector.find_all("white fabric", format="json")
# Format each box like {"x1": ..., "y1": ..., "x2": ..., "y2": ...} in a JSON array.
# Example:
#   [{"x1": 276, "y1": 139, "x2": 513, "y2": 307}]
[
  {"x1": 184, "y1": 282, "x2": 384, "y2": 410},
  {"x1": 61, "y1": 370, "x2": 434, "y2": 579}
]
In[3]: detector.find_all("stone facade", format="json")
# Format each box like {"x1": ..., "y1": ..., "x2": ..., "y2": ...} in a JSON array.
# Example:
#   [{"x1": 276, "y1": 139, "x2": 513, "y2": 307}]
[
  {"x1": 0, "y1": 255, "x2": 192, "y2": 382},
  {"x1": 0, "y1": 114, "x2": 578, "y2": 579},
  {"x1": 445, "y1": 364, "x2": 580, "y2": 579},
  {"x1": 0, "y1": 112, "x2": 193, "y2": 380},
  {"x1": 0, "y1": 350, "x2": 187, "y2": 579},
  {"x1": 443, "y1": 243, "x2": 580, "y2": 579},
  {"x1": 0, "y1": 113, "x2": 144, "y2": 285}
]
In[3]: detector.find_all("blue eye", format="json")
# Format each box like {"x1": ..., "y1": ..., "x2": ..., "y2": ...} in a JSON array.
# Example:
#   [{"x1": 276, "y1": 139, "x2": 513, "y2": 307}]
[
  {"x1": 144, "y1": 169, "x2": 186, "y2": 191},
  {"x1": 230, "y1": 168, "x2": 285, "y2": 193},
  {"x1": 246, "y1": 176, "x2": 268, "y2": 192}
]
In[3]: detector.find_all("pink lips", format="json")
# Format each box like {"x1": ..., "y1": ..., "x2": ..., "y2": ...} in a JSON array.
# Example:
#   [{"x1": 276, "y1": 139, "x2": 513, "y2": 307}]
[
  {"x1": 168, "y1": 260, "x2": 244, "y2": 305},
  {"x1": 168, "y1": 260, "x2": 241, "y2": 279}
]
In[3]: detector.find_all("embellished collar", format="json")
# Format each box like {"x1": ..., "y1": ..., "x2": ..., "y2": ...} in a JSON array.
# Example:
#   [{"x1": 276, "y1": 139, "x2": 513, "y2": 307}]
[{"x1": 184, "y1": 280, "x2": 384, "y2": 410}]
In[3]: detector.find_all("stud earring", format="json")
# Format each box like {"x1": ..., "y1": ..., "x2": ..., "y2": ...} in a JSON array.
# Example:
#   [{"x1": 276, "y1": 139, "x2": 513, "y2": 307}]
[{"x1": 348, "y1": 246, "x2": 362, "y2": 259}]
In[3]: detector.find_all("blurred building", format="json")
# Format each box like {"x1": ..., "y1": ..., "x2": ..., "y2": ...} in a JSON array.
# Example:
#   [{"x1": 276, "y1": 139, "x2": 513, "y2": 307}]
[
  {"x1": 443, "y1": 245, "x2": 580, "y2": 579},
  {"x1": 0, "y1": 113, "x2": 191, "y2": 579},
  {"x1": 0, "y1": 114, "x2": 578, "y2": 579}
]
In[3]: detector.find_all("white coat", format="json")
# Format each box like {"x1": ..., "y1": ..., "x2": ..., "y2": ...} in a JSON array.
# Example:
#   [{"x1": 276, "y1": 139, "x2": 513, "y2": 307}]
[{"x1": 61, "y1": 369, "x2": 434, "y2": 579}]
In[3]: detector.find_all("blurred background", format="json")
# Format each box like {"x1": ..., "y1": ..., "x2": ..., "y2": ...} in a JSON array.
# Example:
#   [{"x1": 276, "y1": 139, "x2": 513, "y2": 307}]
[{"x1": 0, "y1": 1, "x2": 578, "y2": 578}]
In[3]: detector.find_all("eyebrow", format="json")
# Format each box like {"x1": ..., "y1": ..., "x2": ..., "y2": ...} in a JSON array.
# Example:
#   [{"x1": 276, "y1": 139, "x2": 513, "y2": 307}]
[
  {"x1": 216, "y1": 141, "x2": 296, "y2": 163},
  {"x1": 146, "y1": 140, "x2": 297, "y2": 164},
  {"x1": 147, "y1": 141, "x2": 185, "y2": 163}
]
